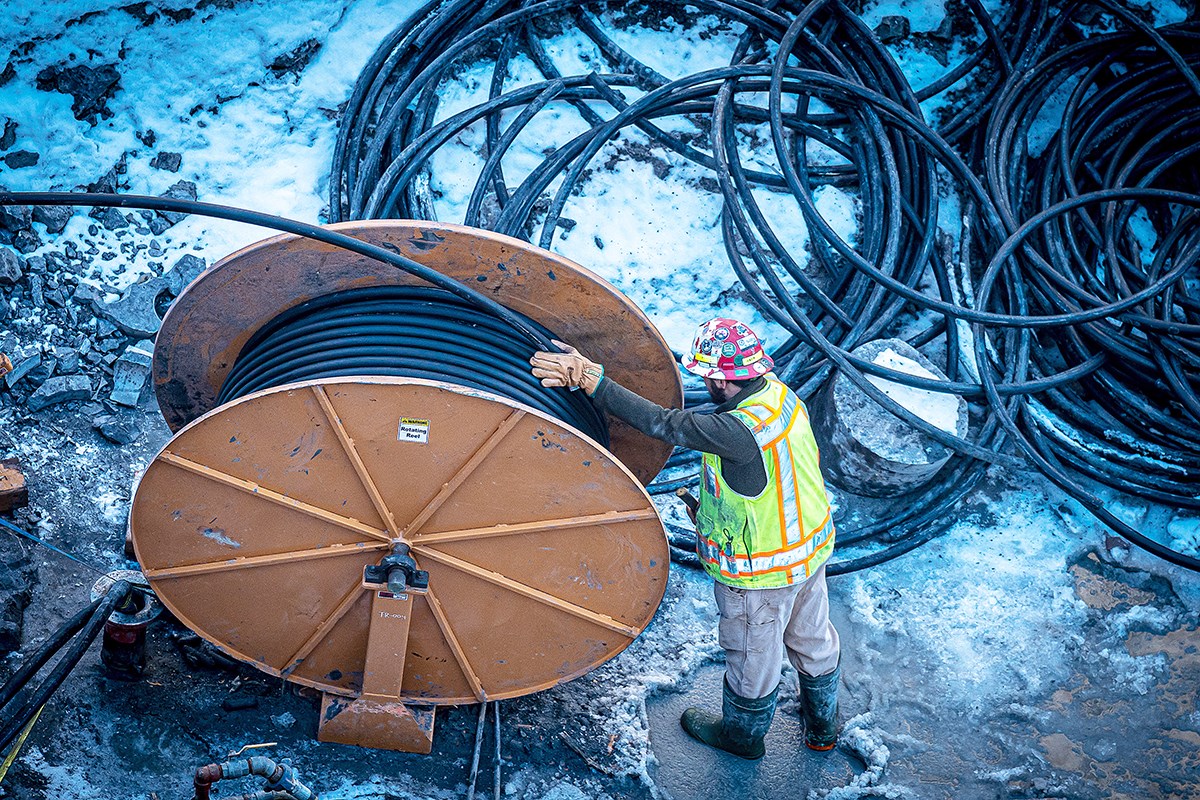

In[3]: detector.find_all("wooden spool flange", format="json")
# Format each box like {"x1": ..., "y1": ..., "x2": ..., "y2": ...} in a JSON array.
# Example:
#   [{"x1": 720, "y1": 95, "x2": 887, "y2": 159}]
[
  {"x1": 152, "y1": 220, "x2": 681, "y2": 484},
  {"x1": 133, "y1": 222, "x2": 680, "y2": 752}
]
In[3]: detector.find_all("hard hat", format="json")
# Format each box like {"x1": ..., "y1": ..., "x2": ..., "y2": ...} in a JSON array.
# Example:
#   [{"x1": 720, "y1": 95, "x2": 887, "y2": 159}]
[{"x1": 682, "y1": 318, "x2": 773, "y2": 380}]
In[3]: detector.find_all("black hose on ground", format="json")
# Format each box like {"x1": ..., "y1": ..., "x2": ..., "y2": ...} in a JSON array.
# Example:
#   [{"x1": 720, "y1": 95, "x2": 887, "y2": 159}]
[{"x1": 0, "y1": 580, "x2": 133, "y2": 753}]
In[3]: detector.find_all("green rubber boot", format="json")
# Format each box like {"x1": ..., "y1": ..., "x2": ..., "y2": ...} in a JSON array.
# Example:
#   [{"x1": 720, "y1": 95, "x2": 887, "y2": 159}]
[
  {"x1": 797, "y1": 663, "x2": 840, "y2": 751},
  {"x1": 680, "y1": 679, "x2": 777, "y2": 760}
]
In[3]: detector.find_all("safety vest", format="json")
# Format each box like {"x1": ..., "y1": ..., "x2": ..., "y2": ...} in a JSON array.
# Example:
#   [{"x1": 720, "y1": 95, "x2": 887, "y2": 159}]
[{"x1": 696, "y1": 375, "x2": 834, "y2": 588}]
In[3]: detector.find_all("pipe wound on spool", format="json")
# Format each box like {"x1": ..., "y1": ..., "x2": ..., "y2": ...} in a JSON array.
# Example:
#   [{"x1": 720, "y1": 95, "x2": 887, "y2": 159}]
[{"x1": 219, "y1": 285, "x2": 609, "y2": 447}]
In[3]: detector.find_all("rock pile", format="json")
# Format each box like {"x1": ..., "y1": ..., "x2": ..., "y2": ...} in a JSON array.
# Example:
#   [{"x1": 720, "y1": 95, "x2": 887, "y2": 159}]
[{"x1": 0, "y1": 172, "x2": 205, "y2": 432}]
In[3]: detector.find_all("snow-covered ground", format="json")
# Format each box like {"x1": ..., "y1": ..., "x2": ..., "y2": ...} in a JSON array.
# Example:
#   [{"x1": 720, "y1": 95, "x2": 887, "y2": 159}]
[{"x1": 1, "y1": 1, "x2": 1198, "y2": 799}]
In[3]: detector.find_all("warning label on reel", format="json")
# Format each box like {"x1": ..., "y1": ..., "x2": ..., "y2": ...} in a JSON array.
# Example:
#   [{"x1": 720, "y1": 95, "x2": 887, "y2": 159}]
[{"x1": 398, "y1": 417, "x2": 430, "y2": 443}]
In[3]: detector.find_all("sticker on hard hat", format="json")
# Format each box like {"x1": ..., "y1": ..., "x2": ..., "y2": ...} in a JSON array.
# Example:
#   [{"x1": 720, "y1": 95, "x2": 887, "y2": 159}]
[
  {"x1": 398, "y1": 417, "x2": 430, "y2": 443},
  {"x1": 721, "y1": 343, "x2": 736, "y2": 356}
]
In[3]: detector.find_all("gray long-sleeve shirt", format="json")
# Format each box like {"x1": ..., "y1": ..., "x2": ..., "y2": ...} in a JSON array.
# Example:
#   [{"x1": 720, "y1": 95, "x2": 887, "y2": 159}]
[{"x1": 591, "y1": 376, "x2": 768, "y2": 496}]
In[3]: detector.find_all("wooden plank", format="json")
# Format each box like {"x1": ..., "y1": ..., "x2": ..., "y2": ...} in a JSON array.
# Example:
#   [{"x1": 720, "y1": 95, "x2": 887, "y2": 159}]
[
  {"x1": 414, "y1": 547, "x2": 639, "y2": 638},
  {"x1": 144, "y1": 540, "x2": 389, "y2": 580},
  {"x1": 403, "y1": 410, "x2": 525, "y2": 538},
  {"x1": 424, "y1": 588, "x2": 486, "y2": 702},
  {"x1": 0, "y1": 458, "x2": 28, "y2": 514},
  {"x1": 159, "y1": 450, "x2": 391, "y2": 542},
  {"x1": 411, "y1": 509, "x2": 660, "y2": 545},
  {"x1": 312, "y1": 385, "x2": 401, "y2": 539}
]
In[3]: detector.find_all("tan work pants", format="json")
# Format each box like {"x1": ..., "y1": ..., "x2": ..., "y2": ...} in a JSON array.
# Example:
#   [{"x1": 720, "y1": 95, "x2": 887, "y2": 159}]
[{"x1": 714, "y1": 565, "x2": 840, "y2": 699}]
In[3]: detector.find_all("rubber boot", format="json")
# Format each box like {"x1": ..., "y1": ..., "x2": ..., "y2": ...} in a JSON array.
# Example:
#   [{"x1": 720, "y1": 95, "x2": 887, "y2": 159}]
[
  {"x1": 797, "y1": 663, "x2": 840, "y2": 751},
  {"x1": 680, "y1": 679, "x2": 777, "y2": 760}
]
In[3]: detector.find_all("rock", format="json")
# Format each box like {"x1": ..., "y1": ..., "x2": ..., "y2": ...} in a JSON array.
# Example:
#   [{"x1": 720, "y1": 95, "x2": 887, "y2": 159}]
[
  {"x1": 53, "y1": 346, "x2": 80, "y2": 374},
  {"x1": 28, "y1": 274, "x2": 44, "y2": 307},
  {"x1": 269, "y1": 39, "x2": 322, "y2": 78},
  {"x1": 27, "y1": 374, "x2": 92, "y2": 411},
  {"x1": 109, "y1": 343, "x2": 153, "y2": 406},
  {"x1": 874, "y1": 15, "x2": 910, "y2": 43},
  {"x1": 33, "y1": 204, "x2": 74, "y2": 233},
  {"x1": 91, "y1": 277, "x2": 169, "y2": 338},
  {"x1": 2, "y1": 150, "x2": 38, "y2": 169},
  {"x1": 156, "y1": 180, "x2": 197, "y2": 225},
  {"x1": 4, "y1": 353, "x2": 40, "y2": 388},
  {"x1": 136, "y1": 129, "x2": 156, "y2": 147},
  {"x1": 808, "y1": 338, "x2": 968, "y2": 498},
  {"x1": 0, "y1": 248, "x2": 22, "y2": 284},
  {"x1": 90, "y1": 206, "x2": 130, "y2": 231},
  {"x1": 12, "y1": 229, "x2": 41, "y2": 254},
  {"x1": 93, "y1": 413, "x2": 142, "y2": 445},
  {"x1": 0, "y1": 194, "x2": 31, "y2": 235},
  {"x1": 35, "y1": 62, "x2": 122, "y2": 124},
  {"x1": 163, "y1": 253, "x2": 206, "y2": 293},
  {"x1": 930, "y1": 15, "x2": 954, "y2": 42},
  {"x1": 0, "y1": 120, "x2": 15, "y2": 151},
  {"x1": 149, "y1": 151, "x2": 182, "y2": 172},
  {"x1": 23, "y1": 353, "x2": 53, "y2": 386},
  {"x1": 0, "y1": 63, "x2": 13, "y2": 88},
  {"x1": 90, "y1": 255, "x2": 205, "y2": 338}
]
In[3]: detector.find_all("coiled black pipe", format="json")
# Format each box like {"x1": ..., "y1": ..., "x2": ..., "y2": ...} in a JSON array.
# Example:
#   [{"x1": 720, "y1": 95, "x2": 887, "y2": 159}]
[
  {"x1": 329, "y1": 0, "x2": 1011, "y2": 574},
  {"x1": 327, "y1": 0, "x2": 1200, "y2": 573},
  {"x1": 219, "y1": 285, "x2": 609, "y2": 446}
]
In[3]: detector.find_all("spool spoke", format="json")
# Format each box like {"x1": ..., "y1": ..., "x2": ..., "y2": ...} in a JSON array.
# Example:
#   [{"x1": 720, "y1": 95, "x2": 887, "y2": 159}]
[
  {"x1": 410, "y1": 508, "x2": 661, "y2": 545},
  {"x1": 281, "y1": 580, "x2": 368, "y2": 676},
  {"x1": 160, "y1": 451, "x2": 391, "y2": 542},
  {"x1": 424, "y1": 588, "x2": 487, "y2": 702},
  {"x1": 403, "y1": 409, "x2": 526, "y2": 538},
  {"x1": 312, "y1": 385, "x2": 401, "y2": 538},
  {"x1": 413, "y1": 547, "x2": 639, "y2": 637},
  {"x1": 143, "y1": 540, "x2": 389, "y2": 580}
]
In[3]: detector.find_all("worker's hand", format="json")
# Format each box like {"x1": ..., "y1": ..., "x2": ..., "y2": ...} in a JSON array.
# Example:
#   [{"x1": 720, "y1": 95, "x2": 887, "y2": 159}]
[{"x1": 530, "y1": 340, "x2": 604, "y2": 396}]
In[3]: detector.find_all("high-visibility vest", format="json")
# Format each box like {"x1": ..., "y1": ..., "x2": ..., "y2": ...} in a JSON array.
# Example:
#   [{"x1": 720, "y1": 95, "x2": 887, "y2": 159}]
[{"x1": 696, "y1": 375, "x2": 834, "y2": 588}]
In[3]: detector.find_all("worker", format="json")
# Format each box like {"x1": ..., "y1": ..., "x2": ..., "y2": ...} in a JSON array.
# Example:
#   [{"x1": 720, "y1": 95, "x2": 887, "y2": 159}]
[{"x1": 530, "y1": 318, "x2": 839, "y2": 760}]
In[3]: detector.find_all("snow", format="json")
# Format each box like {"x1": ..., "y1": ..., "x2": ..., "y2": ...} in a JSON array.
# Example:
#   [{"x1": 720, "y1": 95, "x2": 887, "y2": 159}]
[
  {"x1": 860, "y1": 1, "x2": 946, "y2": 33},
  {"x1": 864, "y1": 347, "x2": 960, "y2": 434},
  {"x1": 846, "y1": 488, "x2": 1088, "y2": 701}
]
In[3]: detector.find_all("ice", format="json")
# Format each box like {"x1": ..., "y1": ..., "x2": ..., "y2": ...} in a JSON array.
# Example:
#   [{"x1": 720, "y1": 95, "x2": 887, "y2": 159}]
[
  {"x1": 10, "y1": 748, "x2": 106, "y2": 800},
  {"x1": 1167, "y1": 515, "x2": 1200, "y2": 558}
]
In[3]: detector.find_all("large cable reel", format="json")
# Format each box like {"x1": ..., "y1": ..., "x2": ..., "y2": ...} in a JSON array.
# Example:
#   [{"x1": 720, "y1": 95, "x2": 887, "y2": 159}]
[{"x1": 130, "y1": 221, "x2": 681, "y2": 752}]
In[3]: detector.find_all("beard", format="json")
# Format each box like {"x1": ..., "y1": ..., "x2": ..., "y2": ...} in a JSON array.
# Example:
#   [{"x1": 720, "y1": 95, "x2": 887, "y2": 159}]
[{"x1": 706, "y1": 381, "x2": 725, "y2": 405}]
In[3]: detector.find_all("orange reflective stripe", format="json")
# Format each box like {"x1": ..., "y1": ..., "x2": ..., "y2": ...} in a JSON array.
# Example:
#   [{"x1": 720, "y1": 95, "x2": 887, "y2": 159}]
[
  {"x1": 697, "y1": 516, "x2": 831, "y2": 561},
  {"x1": 763, "y1": 409, "x2": 799, "y2": 450},
  {"x1": 738, "y1": 401, "x2": 781, "y2": 433}
]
